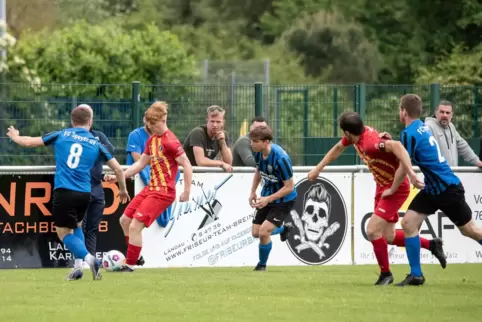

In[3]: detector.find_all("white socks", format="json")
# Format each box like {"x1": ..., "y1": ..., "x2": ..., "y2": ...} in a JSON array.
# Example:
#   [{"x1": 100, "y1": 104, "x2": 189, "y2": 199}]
[{"x1": 74, "y1": 259, "x2": 83, "y2": 269}]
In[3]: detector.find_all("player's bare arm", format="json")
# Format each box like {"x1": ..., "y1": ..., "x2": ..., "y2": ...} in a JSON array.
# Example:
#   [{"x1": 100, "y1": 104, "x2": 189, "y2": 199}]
[
  {"x1": 193, "y1": 146, "x2": 232, "y2": 172},
  {"x1": 381, "y1": 164, "x2": 407, "y2": 198},
  {"x1": 130, "y1": 151, "x2": 141, "y2": 162},
  {"x1": 216, "y1": 131, "x2": 233, "y2": 165},
  {"x1": 254, "y1": 178, "x2": 294, "y2": 209},
  {"x1": 6, "y1": 126, "x2": 45, "y2": 147},
  {"x1": 383, "y1": 140, "x2": 424, "y2": 189},
  {"x1": 175, "y1": 153, "x2": 192, "y2": 202},
  {"x1": 308, "y1": 141, "x2": 347, "y2": 181},
  {"x1": 106, "y1": 153, "x2": 150, "y2": 183},
  {"x1": 249, "y1": 168, "x2": 261, "y2": 207},
  {"x1": 124, "y1": 153, "x2": 151, "y2": 179},
  {"x1": 105, "y1": 158, "x2": 130, "y2": 203}
]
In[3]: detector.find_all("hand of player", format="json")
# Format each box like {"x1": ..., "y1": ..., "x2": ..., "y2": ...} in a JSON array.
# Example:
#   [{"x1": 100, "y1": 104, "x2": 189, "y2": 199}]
[
  {"x1": 307, "y1": 168, "x2": 320, "y2": 182},
  {"x1": 221, "y1": 161, "x2": 233, "y2": 173},
  {"x1": 179, "y1": 190, "x2": 190, "y2": 202},
  {"x1": 6, "y1": 126, "x2": 19, "y2": 139},
  {"x1": 408, "y1": 172, "x2": 425, "y2": 189},
  {"x1": 117, "y1": 189, "x2": 130, "y2": 204},
  {"x1": 379, "y1": 132, "x2": 392, "y2": 140},
  {"x1": 215, "y1": 131, "x2": 225, "y2": 142},
  {"x1": 253, "y1": 196, "x2": 270, "y2": 209},
  {"x1": 249, "y1": 192, "x2": 257, "y2": 208},
  {"x1": 381, "y1": 188, "x2": 395, "y2": 199},
  {"x1": 477, "y1": 161, "x2": 482, "y2": 168},
  {"x1": 103, "y1": 174, "x2": 117, "y2": 183}
]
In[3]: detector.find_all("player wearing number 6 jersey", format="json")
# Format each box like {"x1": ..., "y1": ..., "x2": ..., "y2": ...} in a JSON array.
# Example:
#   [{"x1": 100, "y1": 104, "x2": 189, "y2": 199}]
[
  {"x1": 308, "y1": 111, "x2": 446, "y2": 286},
  {"x1": 393, "y1": 94, "x2": 482, "y2": 286},
  {"x1": 6, "y1": 105, "x2": 130, "y2": 281}
]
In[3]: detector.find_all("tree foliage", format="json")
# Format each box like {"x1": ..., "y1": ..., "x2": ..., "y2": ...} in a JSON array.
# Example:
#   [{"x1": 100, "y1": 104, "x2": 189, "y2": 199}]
[{"x1": 9, "y1": 21, "x2": 197, "y2": 85}]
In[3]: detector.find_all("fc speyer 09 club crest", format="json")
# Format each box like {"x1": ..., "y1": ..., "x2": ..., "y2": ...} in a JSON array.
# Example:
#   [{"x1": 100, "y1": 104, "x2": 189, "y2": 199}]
[{"x1": 285, "y1": 177, "x2": 348, "y2": 265}]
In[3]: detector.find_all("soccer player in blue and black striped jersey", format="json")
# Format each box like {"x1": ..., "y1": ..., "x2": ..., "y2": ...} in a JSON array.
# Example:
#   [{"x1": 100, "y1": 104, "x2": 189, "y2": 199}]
[
  {"x1": 7, "y1": 105, "x2": 130, "y2": 281},
  {"x1": 249, "y1": 125, "x2": 297, "y2": 271},
  {"x1": 396, "y1": 94, "x2": 482, "y2": 286}
]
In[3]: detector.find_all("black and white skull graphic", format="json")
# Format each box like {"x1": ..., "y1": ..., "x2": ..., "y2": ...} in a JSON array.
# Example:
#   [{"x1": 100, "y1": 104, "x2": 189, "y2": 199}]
[
  {"x1": 290, "y1": 183, "x2": 340, "y2": 259},
  {"x1": 301, "y1": 186, "x2": 331, "y2": 242}
]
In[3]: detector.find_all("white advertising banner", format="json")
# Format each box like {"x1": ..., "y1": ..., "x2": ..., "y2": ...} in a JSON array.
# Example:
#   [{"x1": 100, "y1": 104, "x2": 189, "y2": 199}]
[
  {"x1": 354, "y1": 172, "x2": 482, "y2": 265},
  {"x1": 136, "y1": 172, "x2": 353, "y2": 268}
]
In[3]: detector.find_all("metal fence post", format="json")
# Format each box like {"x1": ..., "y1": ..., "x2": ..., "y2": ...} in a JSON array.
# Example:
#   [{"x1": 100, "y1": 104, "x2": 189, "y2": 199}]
[
  {"x1": 254, "y1": 82, "x2": 263, "y2": 116},
  {"x1": 132, "y1": 81, "x2": 141, "y2": 129},
  {"x1": 430, "y1": 83, "x2": 440, "y2": 114}
]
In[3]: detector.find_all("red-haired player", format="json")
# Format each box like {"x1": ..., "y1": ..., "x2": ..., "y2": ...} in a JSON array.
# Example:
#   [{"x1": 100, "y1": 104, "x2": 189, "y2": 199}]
[{"x1": 105, "y1": 101, "x2": 193, "y2": 271}]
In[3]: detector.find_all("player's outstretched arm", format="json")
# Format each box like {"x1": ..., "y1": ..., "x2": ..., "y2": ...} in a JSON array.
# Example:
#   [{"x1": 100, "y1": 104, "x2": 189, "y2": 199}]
[
  {"x1": 308, "y1": 141, "x2": 347, "y2": 181},
  {"x1": 6, "y1": 126, "x2": 44, "y2": 147},
  {"x1": 175, "y1": 153, "x2": 192, "y2": 202},
  {"x1": 105, "y1": 158, "x2": 130, "y2": 203},
  {"x1": 384, "y1": 140, "x2": 424, "y2": 189},
  {"x1": 124, "y1": 153, "x2": 151, "y2": 179}
]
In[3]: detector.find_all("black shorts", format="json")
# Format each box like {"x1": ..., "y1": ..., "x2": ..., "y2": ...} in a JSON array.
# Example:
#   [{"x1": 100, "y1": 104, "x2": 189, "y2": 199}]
[
  {"x1": 52, "y1": 188, "x2": 91, "y2": 229},
  {"x1": 408, "y1": 184, "x2": 472, "y2": 227},
  {"x1": 253, "y1": 200, "x2": 295, "y2": 227}
]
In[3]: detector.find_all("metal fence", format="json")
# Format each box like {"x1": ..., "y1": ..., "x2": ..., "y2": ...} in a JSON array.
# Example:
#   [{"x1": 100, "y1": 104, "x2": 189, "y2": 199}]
[{"x1": 0, "y1": 82, "x2": 480, "y2": 166}]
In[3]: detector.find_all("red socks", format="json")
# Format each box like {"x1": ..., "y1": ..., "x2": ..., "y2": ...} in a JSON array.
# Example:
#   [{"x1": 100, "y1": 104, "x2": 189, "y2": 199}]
[
  {"x1": 390, "y1": 230, "x2": 430, "y2": 249},
  {"x1": 126, "y1": 243, "x2": 142, "y2": 266},
  {"x1": 371, "y1": 237, "x2": 390, "y2": 273},
  {"x1": 125, "y1": 236, "x2": 129, "y2": 245}
]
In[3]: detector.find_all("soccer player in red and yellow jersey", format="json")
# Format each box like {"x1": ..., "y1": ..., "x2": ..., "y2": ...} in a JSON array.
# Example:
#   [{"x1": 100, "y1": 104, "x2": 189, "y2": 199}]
[
  {"x1": 105, "y1": 101, "x2": 193, "y2": 271},
  {"x1": 307, "y1": 111, "x2": 446, "y2": 285}
]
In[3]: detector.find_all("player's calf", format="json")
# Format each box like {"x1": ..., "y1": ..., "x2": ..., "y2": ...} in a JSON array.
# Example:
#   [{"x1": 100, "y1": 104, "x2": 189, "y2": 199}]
[
  {"x1": 123, "y1": 218, "x2": 145, "y2": 271},
  {"x1": 366, "y1": 215, "x2": 391, "y2": 279},
  {"x1": 255, "y1": 222, "x2": 274, "y2": 271}
]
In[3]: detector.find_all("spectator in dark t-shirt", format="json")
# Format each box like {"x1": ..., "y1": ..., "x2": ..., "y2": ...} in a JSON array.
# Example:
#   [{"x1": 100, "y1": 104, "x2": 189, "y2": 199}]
[{"x1": 183, "y1": 105, "x2": 233, "y2": 172}]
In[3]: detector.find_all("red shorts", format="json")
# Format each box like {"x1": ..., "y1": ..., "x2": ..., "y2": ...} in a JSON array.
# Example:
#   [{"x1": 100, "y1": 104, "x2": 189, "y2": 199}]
[
  {"x1": 124, "y1": 187, "x2": 175, "y2": 228},
  {"x1": 374, "y1": 183, "x2": 410, "y2": 223}
]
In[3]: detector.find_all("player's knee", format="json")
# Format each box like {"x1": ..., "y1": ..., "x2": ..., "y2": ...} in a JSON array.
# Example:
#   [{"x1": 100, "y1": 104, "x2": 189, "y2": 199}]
[
  {"x1": 129, "y1": 219, "x2": 144, "y2": 233},
  {"x1": 258, "y1": 227, "x2": 272, "y2": 239},
  {"x1": 366, "y1": 226, "x2": 382, "y2": 241},
  {"x1": 401, "y1": 215, "x2": 418, "y2": 234},
  {"x1": 119, "y1": 215, "x2": 131, "y2": 229},
  {"x1": 251, "y1": 226, "x2": 259, "y2": 238}
]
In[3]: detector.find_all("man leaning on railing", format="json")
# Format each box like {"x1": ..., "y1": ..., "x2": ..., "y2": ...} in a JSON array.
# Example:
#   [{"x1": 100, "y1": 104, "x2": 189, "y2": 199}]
[
  {"x1": 182, "y1": 105, "x2": 233, "y2": 172},
  {"x1": 424, "y1": 100, "x2": 482, "y2": 168}
]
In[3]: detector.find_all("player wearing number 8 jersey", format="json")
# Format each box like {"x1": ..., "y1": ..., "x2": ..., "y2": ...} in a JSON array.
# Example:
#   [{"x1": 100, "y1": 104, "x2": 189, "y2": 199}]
[
  {"x1": 6, "y1": 105, "x2": 130, "y2": 281},
  {"x1": 394, "y1": 94, "x2": 482, "y2": 286},
  {"x1": 307, "y1": 111, "x2": 446, "y2": 286}
]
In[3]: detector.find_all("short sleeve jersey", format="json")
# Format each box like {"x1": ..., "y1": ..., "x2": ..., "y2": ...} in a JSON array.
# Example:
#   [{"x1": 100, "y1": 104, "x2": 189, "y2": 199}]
[
  {"x1": 42, "y1": 128, "x2": 113, "y2": 193},
  {"x1": 254, "y1": 143, "x2": 297, "y2": 203},
  {"x1": 341, "y1": 126, "x2": 407, "y2": 188},
  {"x1": 401, "y1": 120, "x2": 460, "y2": 194},
  {"x1": 144, "y1": 130, "x2": 185, "y2": 194}
]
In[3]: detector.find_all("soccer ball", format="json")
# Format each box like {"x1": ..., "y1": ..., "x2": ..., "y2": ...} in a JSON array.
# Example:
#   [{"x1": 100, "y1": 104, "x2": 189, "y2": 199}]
[{"x1": 102, "y1": 250, "x2": 125, "y2": 271}]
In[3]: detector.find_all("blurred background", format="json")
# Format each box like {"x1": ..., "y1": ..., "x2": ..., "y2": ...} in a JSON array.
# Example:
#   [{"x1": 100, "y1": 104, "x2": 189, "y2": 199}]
[{"x1": 1, "y1": 0, "x2": 481, "y2": 166}]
